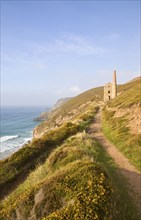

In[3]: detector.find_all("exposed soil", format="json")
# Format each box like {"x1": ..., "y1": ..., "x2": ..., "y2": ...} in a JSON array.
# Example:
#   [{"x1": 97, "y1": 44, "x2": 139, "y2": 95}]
[
  {"x1": 106, "y1": 105, "x2": 141, "y2": 134},
  {"x1": 88, "y1": 110, "x2": 141, "y2": 215}
]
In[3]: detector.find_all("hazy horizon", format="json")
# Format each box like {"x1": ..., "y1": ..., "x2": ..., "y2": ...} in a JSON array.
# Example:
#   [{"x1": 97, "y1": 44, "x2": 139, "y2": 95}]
[
  {"x1": 1, "y1": 1, "x2": 140, "y2": 106},
  {"x1": 1, "y1": 74, "x2": 140, "y2": 107}
]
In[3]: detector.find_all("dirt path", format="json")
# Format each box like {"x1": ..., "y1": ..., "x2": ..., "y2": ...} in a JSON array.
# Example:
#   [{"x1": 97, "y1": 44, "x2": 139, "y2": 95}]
[{"x1": 88, "y1": 110, "x2": 141, "y2": 214}]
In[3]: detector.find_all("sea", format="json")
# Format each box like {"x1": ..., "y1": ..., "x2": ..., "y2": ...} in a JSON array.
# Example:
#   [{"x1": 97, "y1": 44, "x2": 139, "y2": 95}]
[{"x1": 0, "y1": 106, "x2": 49, "y2": 160}]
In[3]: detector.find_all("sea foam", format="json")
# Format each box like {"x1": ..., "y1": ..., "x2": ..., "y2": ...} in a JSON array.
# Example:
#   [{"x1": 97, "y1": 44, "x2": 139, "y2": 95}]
[{"x1": 0, "y1": 135, "x2": 19, "y2": 143}]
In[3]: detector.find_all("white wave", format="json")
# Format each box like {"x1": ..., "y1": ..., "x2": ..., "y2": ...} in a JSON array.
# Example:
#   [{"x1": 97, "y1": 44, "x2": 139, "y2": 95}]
[{"x1": 0, "y1": 135, "x2": 19, "y2": 143}]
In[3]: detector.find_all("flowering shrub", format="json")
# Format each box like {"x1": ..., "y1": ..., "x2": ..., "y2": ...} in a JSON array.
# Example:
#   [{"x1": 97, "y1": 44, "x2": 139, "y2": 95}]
[
  {"x1": 0, "y1": 105, "x2": 113, "y2": 220},
  {"x1": 0, "y1": 134, "x2": 113, "y2": 220},
  {"x1": 0, "y1": 162, "x2": 113, "y2": 220},
  {"x1": 41, "y1": 161, "x2": 112, "y2": 220}
]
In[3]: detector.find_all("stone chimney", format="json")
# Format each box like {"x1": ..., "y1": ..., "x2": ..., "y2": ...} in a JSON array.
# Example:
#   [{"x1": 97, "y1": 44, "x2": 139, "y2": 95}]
[{"x1": 112, "y1": 70, "x2": 117, "y2": 99}]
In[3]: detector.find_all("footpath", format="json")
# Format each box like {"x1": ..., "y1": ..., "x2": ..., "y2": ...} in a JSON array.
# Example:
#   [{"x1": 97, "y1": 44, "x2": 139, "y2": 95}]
[{"x1": 88, "y1": 110, "x2": 141, "y2": 215}]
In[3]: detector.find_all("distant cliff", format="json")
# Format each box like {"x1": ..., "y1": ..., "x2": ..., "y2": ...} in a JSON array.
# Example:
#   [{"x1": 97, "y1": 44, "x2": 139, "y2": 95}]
[
  {"x1": 0, "y1": 77, "x2": 140, "y2": 220},
  {"x1": 52, "y1": 97, "x2": 72, "y2": 110},
  {"x1": 34, "y1": 98, "x2": 72, "y2": 121}
]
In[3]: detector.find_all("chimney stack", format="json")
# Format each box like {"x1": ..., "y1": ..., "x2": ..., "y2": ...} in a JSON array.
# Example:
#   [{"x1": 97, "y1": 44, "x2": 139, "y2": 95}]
[{"x1": 112, "y1": 70, "x2": 117, "y2": 98}]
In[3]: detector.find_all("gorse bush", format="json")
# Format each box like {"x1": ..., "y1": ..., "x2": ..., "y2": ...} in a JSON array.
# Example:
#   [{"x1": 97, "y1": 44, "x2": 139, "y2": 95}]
[
  {"x1": 41, "y1": 161, "x2": 112, "y2": 220},
  {"x1": 1, "y1": 78, "x2": 140, "y2": 220},
  {"x1": 0, "y1": 122, "x2": 80, "y2": 199},
  {"x1": 1, "y1": 132, "x2": 138, "y2": 219},
  {"x1": 0, "y1": 133, "x2": 113, "y2": 220},
  {"x1": 0, "y1": 107, "x2": 97, "y2": 200}
]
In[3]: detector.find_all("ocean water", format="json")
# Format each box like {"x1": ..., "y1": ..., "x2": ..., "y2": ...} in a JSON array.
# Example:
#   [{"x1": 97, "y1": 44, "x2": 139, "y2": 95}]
[{"x1": 0, "y1": 106, "x2": 48, "y2": 160}]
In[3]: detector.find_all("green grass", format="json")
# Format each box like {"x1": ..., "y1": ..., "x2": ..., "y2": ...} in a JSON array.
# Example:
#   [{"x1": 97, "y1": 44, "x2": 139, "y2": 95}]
[
  {"x1": 54, "y1": 76, "x2": 140, "y2": 116},
  {"x1": 0, "y1": 106, "x2": 97, "y2": 200},
  {"x1": 35, "y1": 76, "x2": 140, "y2": 137},
  {"x1": 0, "y1": 76, "x2": 140, "y2": 219},
  {"x1": 109, "y1": 79, "x2": 141, "y2": 108},
  {"x1": 102, "y1": 107, "x2": 141, "y2": 171},
  {"x1": 102, "y1": 77, "x2": 141, "y2": 171},
  {"x1": 36, "y1": 77, "x2": 141, "y2": 133},
  {"x1": 95, "y1": 140, "x2": 139, "y2": 220},
  {"x1": 0, "y1": 123, "x2": 81, "y2": 199},
  {"x1": 0, "y1": 133, "x2": 139, "y2": 220},
  {"x1": 117, "y1": 77, "x2": 141, "y2": 95},
  {"x1": 35, "y1": 92, "x2": 101, "y2": 136},
  {"x1": 0, "y1": 134, "x2": 113, "y2": 220}
]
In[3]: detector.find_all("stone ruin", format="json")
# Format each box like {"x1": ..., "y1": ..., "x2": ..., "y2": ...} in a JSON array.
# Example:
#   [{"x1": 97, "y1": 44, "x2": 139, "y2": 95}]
[{"x1": 104, "y1": 70, "x2": 117, "y2": 102}]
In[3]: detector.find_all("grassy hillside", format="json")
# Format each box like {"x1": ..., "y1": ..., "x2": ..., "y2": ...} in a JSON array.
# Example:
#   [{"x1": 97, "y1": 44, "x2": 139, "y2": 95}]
[
  {"x1": 110, "y1": 78, "x2": 141, "y2": 108},
  {"x1": 0, "y1": 76, "x2": 140, "y2": 220},
  {"x1": 102, "y1": 77, "x2": 141, "y2": 170},
  {"x1": 0, "y1": 133, "x2": 139, "y2": 220},
  {"x1": 34, "y1": 87, "x2": 103, "y2": 137},
  {"x1": 34, "y1": 77, "x2": 140, "y2": 137},
  {"x1": 117, "y1": 76, "x2": 141, "y2": 95},
  {"x1": 0, "y1": 105, "x2": 97, "y2": 200},
  {"x1": 0, "y1": 133, "x2": 113, "y2": 220},
  {"x1": 57, "y1": 86, "x2": 103, "y2": 112}
]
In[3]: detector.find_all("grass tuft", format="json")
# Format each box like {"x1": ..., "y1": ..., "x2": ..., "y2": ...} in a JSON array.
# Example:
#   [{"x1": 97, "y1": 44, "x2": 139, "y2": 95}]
[{"x1": 102, "y1": 107, "x2": 141, "y2": 171}]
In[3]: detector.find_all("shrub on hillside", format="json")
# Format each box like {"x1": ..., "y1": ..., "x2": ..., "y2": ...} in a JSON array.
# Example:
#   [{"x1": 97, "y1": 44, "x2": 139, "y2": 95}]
[
  {"x1": 0, "y1": 122, "x2": 81, "y2": 198},
  {"x1": 0, "y1": 161, "x2": 113, "y2": 220},
  {"x1": 40, "y1": 161, "x2": 112, "y2": 220},
  {"x1": 0, "y1": 133, "x2": 113, "y2": 220}
]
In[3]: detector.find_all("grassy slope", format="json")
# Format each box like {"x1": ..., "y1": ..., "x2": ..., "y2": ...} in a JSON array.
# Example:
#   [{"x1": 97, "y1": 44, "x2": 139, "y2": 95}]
[
  {"x1": 0, "y1": 133, "x2": 139, "y2": 220},
  {"x1": 35, "y1": 86, "x2": 104, "y2": 136},
  {"x1": 95, "y1": 140, "x2": 139, "y2": 220},
  {"x1": 49, "y1": 86, "x2": 104, "y2": 122},
  {"x1": 102, "y1": 78, "x2": 141, "y2": 170},
  {"x1": 110, "y1": 78, "x2": 141, "y2": 108},
  {"x1": 0, "y1": 105, "x2": 97, "y2": 200},
  {"x1": 0, "y1": 76, "x2": 140, "y2": 219},
  {"x1": 40, "y1": 76, "x2": 141, "y2": 124},
  {"x1": 57, "y1": 86, "x2": 103, "y2": 113},
  {"x1": 0, "y1": 136, "x2": 113, "y2": 220},
  {"x1": 117, "y1": 77, "x2": 141, "y2": 95},
  {"x1": 35, "y1": 77, "x2": 140, "y2": 136}
]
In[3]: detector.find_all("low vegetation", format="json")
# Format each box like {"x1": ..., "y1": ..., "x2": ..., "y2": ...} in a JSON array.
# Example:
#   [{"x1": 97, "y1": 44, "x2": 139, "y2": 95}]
[
  {"x1": 34, "y1": 91, "x2": 102, "y2": 137},
  {"x1": 0, "y1": 133, "x2": 138, "y2": 220},
  {"x1": 0, "y1": 134, "x2": 113, "y2": 220},
  {"x1": 34, "y1": 78, "x2": 141, "y2": 137},
  {"x1": 102, "y1": 77, "x2": 141, "y2": 171},
  {"x1": 0, "y1": 77, "x2": 140, "y2": 219},
  {"x1": 109, "y1": 78, "x2": 141, "y2": 108},
  {"x1": 102, "y1": 108, "x2": 141, "y2": 171},
  {"x1": 94, "y1": 138, "x2": 139, "y2": 220},
  {"x1": 57, "y1": 86, "x2": 103, "y2": 114},
  {"x1": 0, "y1": 105, "x2": 97, "y2": 200},
  {"x1": 117, "y1": 77, "x2": 140, "y2": 96}
]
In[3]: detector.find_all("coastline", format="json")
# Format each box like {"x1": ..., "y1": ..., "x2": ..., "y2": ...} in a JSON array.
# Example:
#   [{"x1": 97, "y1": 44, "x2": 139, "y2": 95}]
[
  {"x1": 0, "y1": 138, "x2": 32, "y2": 160},
  {"x1": 0, "y1": 106, "x2": 47, "y2": 160}
]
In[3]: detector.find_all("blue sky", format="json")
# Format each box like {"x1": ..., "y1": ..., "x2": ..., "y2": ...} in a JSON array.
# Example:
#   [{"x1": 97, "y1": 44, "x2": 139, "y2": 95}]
[{"x1": 1, "y1": 0, "x2": 140, "y2": 106}]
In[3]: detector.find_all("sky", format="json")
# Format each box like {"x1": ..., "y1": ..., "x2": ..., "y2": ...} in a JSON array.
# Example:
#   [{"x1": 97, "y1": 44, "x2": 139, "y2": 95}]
[{"x1": 1, "y1": 0, "x2": 140, "y2": 106}]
